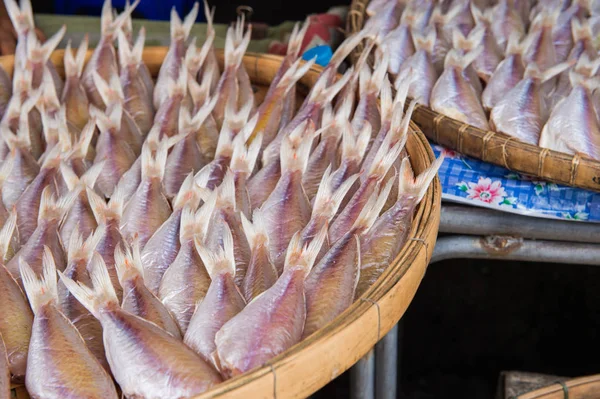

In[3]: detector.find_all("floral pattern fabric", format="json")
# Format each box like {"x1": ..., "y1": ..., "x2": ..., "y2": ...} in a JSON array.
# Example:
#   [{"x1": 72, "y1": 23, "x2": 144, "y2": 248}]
[{"x1": 432, "y1": 143, "x2": 600, "y2": 222}]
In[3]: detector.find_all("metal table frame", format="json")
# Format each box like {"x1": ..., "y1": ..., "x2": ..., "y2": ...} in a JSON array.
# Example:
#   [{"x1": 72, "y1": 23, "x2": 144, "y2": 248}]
[{"x1": 347, "y1": 203, "x2": 600, "y2": 399}]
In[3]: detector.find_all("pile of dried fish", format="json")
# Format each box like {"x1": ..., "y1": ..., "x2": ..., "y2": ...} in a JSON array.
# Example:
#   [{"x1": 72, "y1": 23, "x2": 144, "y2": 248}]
[
  {"x1": 0, "y1": 0, "x2": 441, "y2": 397},
  {"x1": 364, "y1": 0, "x2": 600, "y2": 160}
]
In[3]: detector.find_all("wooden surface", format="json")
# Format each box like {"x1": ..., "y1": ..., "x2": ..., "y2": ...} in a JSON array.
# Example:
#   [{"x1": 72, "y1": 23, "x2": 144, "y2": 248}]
[
  {"x1": 514, "y1": 374, "x2": 600, "y2": 399},
  {"x1": 497, "y1": 371, "x2": 569, "y2": 399},
  {"x1": 346, "y1": 0, "x2": 600, "y2": 192},
  {"x1": 1, "y1": 49, "x2": 442, "y2": 399}
]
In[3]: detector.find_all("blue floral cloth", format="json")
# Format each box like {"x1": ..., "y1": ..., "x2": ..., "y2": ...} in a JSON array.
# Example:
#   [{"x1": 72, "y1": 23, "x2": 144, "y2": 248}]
[{"x1": 430, "y1": 143, "x2": 600, "y2": 223}]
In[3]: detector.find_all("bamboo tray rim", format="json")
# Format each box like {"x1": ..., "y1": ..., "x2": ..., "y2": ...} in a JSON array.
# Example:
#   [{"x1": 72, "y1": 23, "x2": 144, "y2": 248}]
[
  {"x1": 515, "y1": 374, "x2": 600, "y2": 399},
  {"x1": 346, "y1": 0, "x2": 600, "y2": 193},
  {"x1": 3, "y1": 48, "x2": 442, "y2": 399}
]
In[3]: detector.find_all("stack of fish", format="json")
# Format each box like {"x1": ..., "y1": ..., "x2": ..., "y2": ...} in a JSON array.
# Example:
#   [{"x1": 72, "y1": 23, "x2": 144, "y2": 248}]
[
  {"x1": 364, "y1": 0, "x2": 600, "y2": 161},
  {"x1": 0, "y1": 0, "x2": 442, "y2": 397}
]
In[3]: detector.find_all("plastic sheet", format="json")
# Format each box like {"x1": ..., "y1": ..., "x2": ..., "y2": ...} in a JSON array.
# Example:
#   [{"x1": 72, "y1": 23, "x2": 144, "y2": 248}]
[{"x1": 431, "y1": 143, "x2": 600, "y2": 222}]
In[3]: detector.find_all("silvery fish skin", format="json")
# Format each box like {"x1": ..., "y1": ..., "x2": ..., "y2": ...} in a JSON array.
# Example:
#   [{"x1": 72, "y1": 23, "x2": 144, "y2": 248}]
[
  {"x1": 230, "y1": 133, "x2": 262, "y2": 218},
  {"x1": 0, "y1": 66, "x2": 12, "y2": 122},
  {"x1": 451, "y1": 28, "x2": 484, "y2": 96},
  {"x1": 259, "y1": 122, "x2": 314, "y2": 274},
  {"x1": 57, "y1": 227, "x2": 109, "y2": 371},
  {"x1": 524, "y1": 11, "x2": 558, "y2": 73},
  {"x1": 159, "y1": 206, "x2": 211, "y2": 334},
  {"x1": 240, "y1": 211, "x2": 278, "y2": 302},
  {"x1": 490, "y1": 0, "x2": 526, "y2": 51},
  {"x1": 185, "y1": 225, "x2": 246, "y2": 367},
  {"x1": 20, "y1": 250, "x2": 118, "y2": 399},
  {"x1": 0, "y1": 128, "x2": 40, "y2": 209},
  {"x1": 59, "y1": 254, "x2": 223, "y2": 398},
  {"x1": 246, "y1": 157, "x2": 281, "y2": 210},
  {"x1": 87, "y1": 187, "x2": 127, "y2": 299},
  {"x1": 356, "y1": 157, "x2": 442, "y2": 299},
  {"x1": 482, "y1": 33, "x2": 527, "y2": 111},
  {"x1": 351, "y1": 55, "x2": 388, "y2": 138},
  {"x1": 469, "y1": 7, "x2": 504, "y2": 82},
  {"x1": 552, "y1": 0, "x2": 589, "y2": 63},
  {"x1": 490, "y1": 62, "x2": 571, "y2": 145},
  {"x1": 7, "y1": 187, "x2": 76, "y2": 287},
  {"x1": 214, "y1": 228, "x2": 327, "y2": 378},
  {"x1": 114, "y1": 242, "x2": 181, "y2": 339},
  {"x1": 82, "y1": 0, "x2": 138, "y2": 109},
  {"x1": 118, "y1": 28, "x2": 155, "y2": 135},
  {"x1": 3, "y1": 84, "x2": 44, "y2": 160},
  {"x1": 58, "y1": 163, "x2": 102, "y2": 246},
  {"x1": 430, "y1": 48, "x2": 489, "y2": 130},
  {"x1": 539, "y1": 72, "x2": 600, "y2": 159},
  {"x1": 153, "y1": 69, "x2": 187, "y2": 140},
  {"x1": 120, "y1": 139, "x2": 172, "y2": 249},
  {"x1": 202, "y1": 172, "x2": 251, "y2": 288},
  {"x1": 0, "y1": 334, "x2": 9, "y2": 399},
  {"x1": 154, "y1": 3, "x2": 198, "y2": 110},
  {"x1": 0, "y1": 211, "x2": 32, "y2": 383},
  {"x1": 363, "y1": 0, "x2": 403, "y2": 38},
  {"x1": 378, "y1": 19, "x2": 415, "y2": 76},
  {"x1": 93, "y1": 105, "x2": 137, "y2": 197},
  {"x1": 304, "y1": 178, "x2": 394, "y2": 339},
  {"x1": 188, "y1": 72, "x2": 220, "y2": 161},
  {"x1": 428, "y1": 4, "x2": 463, "y2": 73},
  {"x1": 141, "y1": 174, "x2": 202, "y2": 295},
  {"x1": 62, "y1": 37, "x2": 90, "y2": 131}
]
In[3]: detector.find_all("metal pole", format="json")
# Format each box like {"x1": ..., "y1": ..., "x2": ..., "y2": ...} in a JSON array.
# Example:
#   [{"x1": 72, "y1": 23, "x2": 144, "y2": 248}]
[
  {"x1": 350, "y1": 349, "x2": 375, "y2": 399},
  {"x1": 439, "y1": 205, "x2": 600, "y2": 244},
  {"x1": 431, "y1": 235, "x2": 600, "y2": 265},
  {"x1": 375, "y1": 325, "x2": 398, "y2": 399}
]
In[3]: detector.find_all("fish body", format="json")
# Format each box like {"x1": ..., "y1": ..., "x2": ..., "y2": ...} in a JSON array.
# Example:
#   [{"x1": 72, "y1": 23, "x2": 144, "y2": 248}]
[
  {"x1": 62, "y1": 37, "x2": 90, "y2": 131},
  {"x1": 0, "y1": 334, "x2": 9, "y2": 399}
]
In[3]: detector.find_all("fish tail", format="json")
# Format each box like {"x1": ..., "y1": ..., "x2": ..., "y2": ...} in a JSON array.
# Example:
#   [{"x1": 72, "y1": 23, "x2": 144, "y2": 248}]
[
  {"x1": 505, "y1": 31, "x2": 525, "y2": 55},
  {"x1": 64, "y1": 35, "x2": 88, "y2": 78},
  {"x1": 93, "y1": 102, "x2": 122, "y2": 132},
  {"x1": 109, "y1": 185, "x2": 129, "y2": 219},
  {"x1": 367, "y1": 130, "x2": 404, "y2": 180},
  {"x1": 181, "y1": 93, "x2": 218, "y2": 134},
  {"x1": 58, "y1": 252, "x2": 120, "y2": 318},
  {"x1": 379, "y1": 77, "x2": 393, "y2": 124},
  {"x1": 182, "y1": 2, "x2": 200, "y2": 40},
  {"x1": 351, "y1": 176, "x2": 395, "y2": 233},
  {"x1": 117, "y1": 29, "x2": 134, "y2": 67},
  {"x1": 141, "y1": 136, "x2": 170, "y2": 180},
  {"x1": 203, "y1": 0, "x2": 216, "y2": 34},
  {"x1": 114, "y1": 239, "x2": 144, "y2": 285},
  {"x1": 444, "y1": 47, "x2": 483, "y2": 71},
  {"x1": 38, "y1": 185, "x2": 79, "y2": 223},
  {"x1": 190, "y1": 62, "x2": 216, "y2": 107},
  {"x1": 313, "y1": 166, "x2": 360, "y2": 220},
  {"x1": 0, "y1": 208, "x2": 17, "y2": 262},
  {"x1": 399, "y1": 155, "x2": 443, "y2": 202},
  {"x1": 283, "y1": 226, "x2": 328, "y2": 274},
  {"x1": 121, "y1": 0, "x2": 133, "y2": 38},
  {"x1": 185, "y1": 27, "x2": 214, "y2": 76},
  {"x1": 167, "y1": 65, "x2": 188, "y2": 98},
  {"x1": 241, "y1": 209, "x2": 269, "y2": 249},
  {"x1": 342, "y1": 121, "x2": 371, "y2": 163},
  {"x1": 231, "y1": 130, "x2": 262, "y2": 175},
  {"x1": 525, "y1": 61, "x2": 573, "y2": 82},
  {"x1": 4, "y1": 0, "x2": 33, "y2": 36},
  {"x1": 195, "y1": 222, "x2": 235, "y2": 279},
  {"x1": 412, "y1": 26, "x2": 436, "y2": 54},
  {"x1": 572, "y1": 18, "x2": 592, "y2": 44},
  {"x1": 329, "y1": 30, "x2": 368, "y2": 70},
  {"x1": 194, "y1": 190, "x2": 217, "y2": 240},
  {"x1": 280, "y1": 120, "x2": 315, "y2": 173},
  {"x1": 68, "y1": 223, "x2": 107, "y2": 263},
  {"x1": 216, "y1": 170, "x2": 237, "y2": 210},
  {"x1": 59, "y1": 162, "x2": 80, "y2": 191},
  {"x1": 394, "y1": 65, "x2": 416, "y2": 109},
  {"x1": 70, "y1": 117, "x2": 96, "y2": 160},
  {"x1": 20, "y1": 247, "x2": 58, "y2": 314},
  {"x1": 92, "y1": 71, "x2": 123, "y2": 110},
  {"x1": 80, "y1": 161, "x2": 105, "y2": 189},
  {"x1": 310, "y1": 66, "x2": 354, "y2": 105},
  {"x1": 87, "y1": 187, "x2": 109, "y2": 224},
  {"x1": 362, "y1": 51, "x2": 389, "y2": 96},
  {"x1": 37, "y1": 25, "x2": 66, "y2": 63},
  {"x1": 102, "y1": 0, "x2": 139, "y2": 37},
  {"x1": 0, "y1": 145, "x2": 14, "y2": 188},
  {"x1": 224, "y1": 22, "x2": 251, "y2": 72},
  {"x1": 173, "y1": 173, "x2": 202, "y2": 210},
  {"x1": 287, "y1": 19, "x2": 310, "y2": 59},
  {"x1": 277, "y1": 56, "x2": 316, "y2": 96}
]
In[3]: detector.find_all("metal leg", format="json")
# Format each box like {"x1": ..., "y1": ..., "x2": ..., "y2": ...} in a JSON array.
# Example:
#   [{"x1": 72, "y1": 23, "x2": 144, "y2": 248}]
[
  {"x1": 375, "y1": 324, "x2": 398, "y2": 399},
  {"x1": 350, "y1": 349, "x2": 375, "y2": 399}
]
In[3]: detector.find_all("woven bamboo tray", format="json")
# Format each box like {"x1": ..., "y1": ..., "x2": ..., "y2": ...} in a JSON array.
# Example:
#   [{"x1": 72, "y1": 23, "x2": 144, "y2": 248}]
[
  {"x1": 514, "y1": 374, "x2": 600, "y2": 399},
  {"x1": 2, "y1": 48, "x2": 441, "y2": 399},
  {"x1": 347, "y1": 0, "x2": 600, "y2": 192}
]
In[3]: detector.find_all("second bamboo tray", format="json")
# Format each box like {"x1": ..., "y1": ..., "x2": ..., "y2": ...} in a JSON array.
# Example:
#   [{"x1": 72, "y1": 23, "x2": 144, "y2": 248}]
[
  {"x1": 347, "y1": 0, "x2": 600, "y2": 192},
  {"x1": 2, "y1": 48, "x2": 441, "y2": 399}
]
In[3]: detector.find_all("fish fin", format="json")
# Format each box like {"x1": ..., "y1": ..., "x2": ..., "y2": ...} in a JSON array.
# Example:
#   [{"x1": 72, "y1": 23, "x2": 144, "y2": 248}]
[
  {"x1": 505, "y1": 31, "x2": 525, "y2": 55},
  {"x1": 195, "y1": 222, "x2": 235, "y2": 279},
  {"x1": 114, "y1": 239, "x2": 144, "y2": 285},
  {"x1": 102, "y1": 0, "x2": 139, "y2": 37},
  {"x1": 231, "y1": 130, "x2": 262, "y2": 175},
  {"x1": 313, "y1": 166, "x2": 360, "y2": 221},
  {"x1": 283, "y1": 226, "x2": 328, "y2": 274},
  {"x1": 0, "y1": 147, "x2": 15, "y2": 190},
  {"x1": 280, "y1": 120, "x2": 315, "y2": 173},
  {"x1": 399, "y1": 155, "x2": 443, "y2": 203},
  {"x1": 310, "y1": 66, "x2": 354, "y2": 104},
  {"x1": 190, "y1": 63, "x2": 215, "y2": 108},
  {"x1": 365, "y1": 51, "x2": 389, "y2": 95},
  {"x1": 80, "y1": 161, "x2": 104, "y2": 189},
  {"x1": 287, "y1": 19, "x2": 310, "y2": 59},
  {"x1": 571, "y1": 16, "x2": 592, "y2": 43},
  {"x1": 470, "y1": 3, "x2": 484, "y2": 22},
  {"x1": 241, "y1": 209, "x2": 269, "y2": 248},
  {"x1": 167, "y1": 65, "x2": 188, "y2": 98},
  {"x1": 194, "y1": 162, "x2": 213, "y2": 190},
  {"x1": 58, "y1": 252, "x2": 119, "y2": 318},
  {"x1": 203, "y1": 0, "x2": 216, "y2": 35},
  {"x1": 141, "y1": 137, "x2": 169, "y2": 180},
  {"x1": 5, "y1": 0, "x2": 32, "y2": 36},
  {"x1": 179, "y1": 205, "x2": 197, "y2": 242},
  {"x1": 70, "y1": 117, "x2": 96, "y2": 160},
  {"x1": 173, "y1": 173, "x2": 202, "y2": 210},
  {"x1": 186, "y1": 27, "x2": 214, "y2": 76},
  {"x1": 182, "y1": 2, "x2": 200, "y2": 40},
  {"x1": 40, "y1": 141, "x2": 64, "y2": 169},
  {"x1": 38, "y1": 185, "x2": 80, "y2": 223},
  {"x1": 342, "y1": 121, "x2": 371, "y2": 163},
  {"x1": 445, "y1": 47, "x2": 483, "y2": 70},
  {"x1": 216, "y1": 169, "x2": 237, "y2": 211},
  {"x1": 194, "y1": 191, "x2": 217, "y2": 240},
  {"x1": 117, "y1": 29, "x2": 133, "y2": 67},
  {"x1": 412, "y1": 26, "x2": 436, "y2": 54},
  {"x1": 59, "y1": 162, "x2": 80, "y2": 191},
  {"x1": 20, "y1": 247, "x2": 58, "y2": 314},
  {"x1": 277, "y1": 56, "x2": 316, "y2": 95},
  {"x1": 0, "y1": 208, "x2": 17, "y2": 262},
  {"x1": 367, "y1": 128, "x2": 404, "y2": 179},
  {"x1": 223, "y1": 23, "x2": 251, "y2": 71},
  {"x1": 329, "y1": 30, "x2": 368, "y2": 70},
  {"x1": 379, "y1": 77, "x2": 393, "y2": 124},
  {"x1": 38, "y1": 25, "x2": 66, "y2": 63},
  {"x1": 188, "y1": 93, "x2": 219, "y2": 131},
  {"x1": 351, "y1": 176, "x2": 395, "y2": 233},
  {"x1": 525, "y1": 61, "x2": 573, "y2": 82},
  {"x1": 93, "y1": 71, "x2": 123, "y2": 108},
  {"x1": 67, "y1": 226, "x2": 84, "y2": 261},
  {"x1": 87, "y1": 187, "x2": 108, "y2": 224}
]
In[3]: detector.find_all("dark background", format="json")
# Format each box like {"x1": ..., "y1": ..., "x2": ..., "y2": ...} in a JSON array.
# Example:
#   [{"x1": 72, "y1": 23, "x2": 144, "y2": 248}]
[{"x1": 316, "y1": 258, "x2": 600, "y2": 398}]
